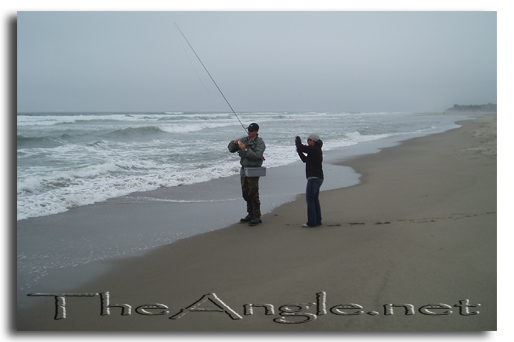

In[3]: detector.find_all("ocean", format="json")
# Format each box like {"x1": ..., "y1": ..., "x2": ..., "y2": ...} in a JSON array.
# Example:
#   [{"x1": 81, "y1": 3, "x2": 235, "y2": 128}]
[
  {"x1": 17, "y1": 111, "x2": 470, "y2": 302},
  {"x1": 17, "y1": 111, "x2": 466, "y2": 221}
]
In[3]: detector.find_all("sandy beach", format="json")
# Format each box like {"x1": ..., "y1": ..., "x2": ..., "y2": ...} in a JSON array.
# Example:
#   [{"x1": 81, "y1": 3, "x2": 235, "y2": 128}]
[{"x1": 16, "y1": 113, "x2": 496, "y2": 331}]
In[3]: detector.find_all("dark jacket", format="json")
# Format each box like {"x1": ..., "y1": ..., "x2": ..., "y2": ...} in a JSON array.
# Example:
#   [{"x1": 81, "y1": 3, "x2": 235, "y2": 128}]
[
  {"x1": 295, "y1": 137, "x2": 324, "y2": 179},
  {"x1": 228, "y1": 135, "x2": 266, "y2": 176}
]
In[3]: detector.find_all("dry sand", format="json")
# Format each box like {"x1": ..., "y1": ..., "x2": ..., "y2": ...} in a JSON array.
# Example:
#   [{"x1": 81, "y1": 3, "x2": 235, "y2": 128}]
[{"x1": 17, "y1": 113, "x2": 497, "y2": 332}]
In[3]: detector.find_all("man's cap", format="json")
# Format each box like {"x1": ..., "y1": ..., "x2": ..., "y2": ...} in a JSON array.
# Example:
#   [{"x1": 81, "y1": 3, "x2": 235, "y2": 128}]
[{"x1": 247, "y1": 123, "x2": 259, "y2": 132}]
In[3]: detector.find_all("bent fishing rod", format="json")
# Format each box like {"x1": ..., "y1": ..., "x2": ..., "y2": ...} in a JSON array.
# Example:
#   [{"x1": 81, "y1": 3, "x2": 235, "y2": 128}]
[{"x1": 175, "y1": 23, "x2": 248, "y2": 134}]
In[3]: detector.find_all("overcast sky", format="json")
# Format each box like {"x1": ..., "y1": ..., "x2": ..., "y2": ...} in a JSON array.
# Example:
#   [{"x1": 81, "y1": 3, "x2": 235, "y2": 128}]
[{"x1": 17, "y1": 11, "x2": 497, "y2": 113}]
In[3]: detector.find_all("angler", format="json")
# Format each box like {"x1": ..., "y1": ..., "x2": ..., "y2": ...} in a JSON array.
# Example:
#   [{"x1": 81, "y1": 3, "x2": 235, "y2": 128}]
[
  {"x1": 176, "y1": 24, "x2": 268, "y2": 225},
  {"x1": 228, "y1": 123, "x2": 266, "y2": 226}
]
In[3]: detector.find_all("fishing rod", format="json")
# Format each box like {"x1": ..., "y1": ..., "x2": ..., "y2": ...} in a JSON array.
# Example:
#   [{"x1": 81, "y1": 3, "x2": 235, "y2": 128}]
[{"x1": 175, "y1": 23, "x2": 248, "y2": 134}]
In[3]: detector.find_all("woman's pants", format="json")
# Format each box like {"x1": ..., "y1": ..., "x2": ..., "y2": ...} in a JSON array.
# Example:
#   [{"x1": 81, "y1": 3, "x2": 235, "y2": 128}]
[{"x1": 306, "y1": 177, "x2": 323, "y2": 226}]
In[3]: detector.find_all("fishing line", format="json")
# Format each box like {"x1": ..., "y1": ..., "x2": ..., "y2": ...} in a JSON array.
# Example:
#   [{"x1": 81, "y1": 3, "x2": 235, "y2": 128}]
[
  {"x1": 175, "y1": 23, "x2": 248, "y2": 134},
  {"x1": 176, "y1": 29, "x2": 212, "y2": 94}
]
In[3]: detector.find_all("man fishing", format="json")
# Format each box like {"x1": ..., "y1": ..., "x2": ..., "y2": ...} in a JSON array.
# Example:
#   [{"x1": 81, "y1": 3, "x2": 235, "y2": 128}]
[
  {"x1": 177, "y1": 25, "x2": 266, "y2": 225},
  {"x1": 228, "y1": 123, "x2": 266, "y2": 226}
]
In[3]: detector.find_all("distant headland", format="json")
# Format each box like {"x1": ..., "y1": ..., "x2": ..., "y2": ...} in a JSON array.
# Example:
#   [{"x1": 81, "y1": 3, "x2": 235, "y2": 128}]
[{"x1": 446, "y1": 103, "x2": 497, "y2": 112}]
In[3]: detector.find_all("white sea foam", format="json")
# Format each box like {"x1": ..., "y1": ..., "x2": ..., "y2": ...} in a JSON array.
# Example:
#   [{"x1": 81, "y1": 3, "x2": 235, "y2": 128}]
[{"x1": 17, "y1": 111, "x2": 468, "y2": 221}]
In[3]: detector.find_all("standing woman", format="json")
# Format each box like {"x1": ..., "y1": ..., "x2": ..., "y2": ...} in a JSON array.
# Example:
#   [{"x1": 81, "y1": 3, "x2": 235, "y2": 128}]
[{"x1": 295, "y1": 134, "x2": 324, "y2": 227}]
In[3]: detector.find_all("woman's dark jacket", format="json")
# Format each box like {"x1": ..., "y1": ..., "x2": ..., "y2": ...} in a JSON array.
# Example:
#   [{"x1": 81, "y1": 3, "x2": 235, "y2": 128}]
[{"x1": 295, "y1": 137, "x2": 324, "y2": 179}]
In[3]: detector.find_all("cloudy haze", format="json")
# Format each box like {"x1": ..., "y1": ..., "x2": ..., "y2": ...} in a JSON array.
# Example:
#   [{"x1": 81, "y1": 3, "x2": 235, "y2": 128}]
[{"x1": 17, "y1": 11, "x2": 497, "y2": 113}]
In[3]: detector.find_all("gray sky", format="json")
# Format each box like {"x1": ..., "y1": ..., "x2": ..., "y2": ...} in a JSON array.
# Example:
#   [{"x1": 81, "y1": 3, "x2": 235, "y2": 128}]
[{"x1": 17, "y1": 11, "x2": 497, "y2": 113}]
